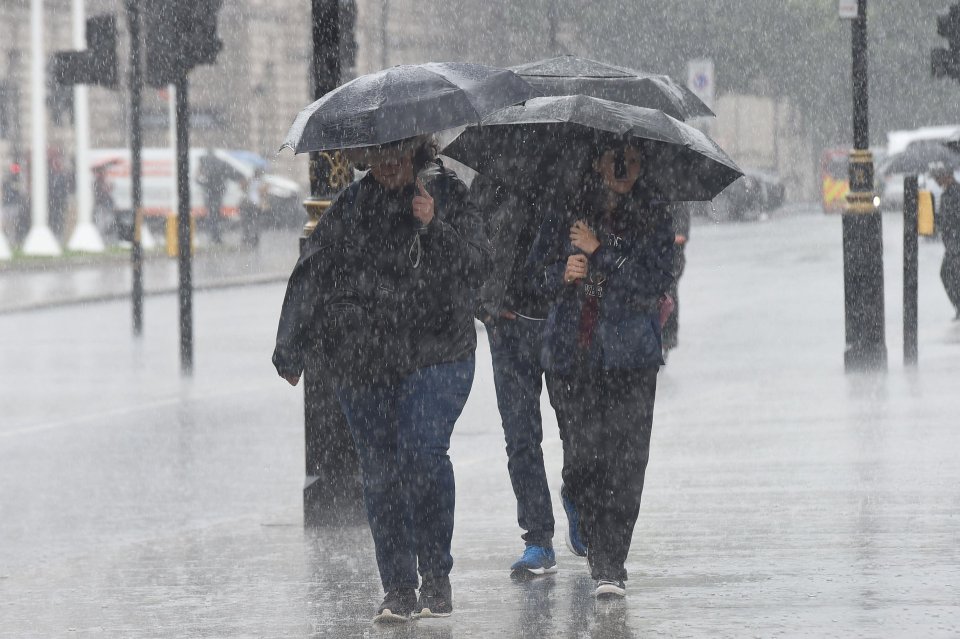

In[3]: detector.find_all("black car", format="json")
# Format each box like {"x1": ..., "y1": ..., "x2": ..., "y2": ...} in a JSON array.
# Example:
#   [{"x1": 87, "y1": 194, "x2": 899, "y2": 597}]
[{"x1": 705, "y1": 168, "x2": 785, "y2": 221}]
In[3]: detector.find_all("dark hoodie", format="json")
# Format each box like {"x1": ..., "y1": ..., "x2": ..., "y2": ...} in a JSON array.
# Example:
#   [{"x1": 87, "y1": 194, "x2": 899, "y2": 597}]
[{"x1": 272, "y1": 160, "x2": 490, "y2": 386}]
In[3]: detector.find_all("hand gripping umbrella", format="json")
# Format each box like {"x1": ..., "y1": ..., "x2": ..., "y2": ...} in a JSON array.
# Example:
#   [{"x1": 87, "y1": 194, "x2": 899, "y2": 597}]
[
  {"x1": 442, "y1": 94, "x2": 742, "y2": 202},
  {"x1": 281, "y1": 62, "x2": 540, "y2": 153},
  {"x1": 511, "y1": 55, "x2": 714, "y2": 121}
]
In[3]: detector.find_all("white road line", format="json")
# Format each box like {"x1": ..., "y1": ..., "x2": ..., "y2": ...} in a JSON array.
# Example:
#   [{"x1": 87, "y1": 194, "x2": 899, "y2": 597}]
[{"x1": 1, "y1": 384, "x2": 282, "y2": 439}]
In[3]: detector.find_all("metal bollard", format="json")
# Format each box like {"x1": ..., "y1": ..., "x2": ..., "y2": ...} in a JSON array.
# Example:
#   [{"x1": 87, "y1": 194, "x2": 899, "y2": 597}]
[
  {"x1": 300, "y1": 193, "x2": 363, "y2": 528},
  {"x1": 903, "y1": 176, "x2": 919, "y2": 366}
]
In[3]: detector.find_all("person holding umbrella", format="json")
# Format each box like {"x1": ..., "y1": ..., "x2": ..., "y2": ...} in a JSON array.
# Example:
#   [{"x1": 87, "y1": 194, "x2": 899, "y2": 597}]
[
  {"x1": 930, "y1": 162, "x2": 960, "y2": 319},
  {"x1": 472, "y1": 176, "x2": 561, "y2": 579},
  {"x1": 528, "y1": 139, "x2": 675, "y2": 599},
  {"x1": 272, "y1": 62, "x2": 536, "y2": 622},
  {"x1": 462, "y1": 57, "x2": 713, "y2": 579},
  {"x1": 444, "y1": 94, "x2": 741, "y2": 582},
  {"x1": 274, "y1": 135, "x2": 488, "y2": 622}
]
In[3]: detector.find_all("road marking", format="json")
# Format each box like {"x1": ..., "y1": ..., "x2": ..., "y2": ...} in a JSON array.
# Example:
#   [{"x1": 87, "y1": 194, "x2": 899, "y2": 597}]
[{"x1": 1, "y1": 384, "x2": 282, "y2": 439}]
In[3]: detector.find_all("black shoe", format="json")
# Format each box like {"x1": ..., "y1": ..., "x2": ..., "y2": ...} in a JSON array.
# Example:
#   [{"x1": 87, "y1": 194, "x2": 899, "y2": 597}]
[
  {"x1": 373, "y1": 588, "x2": 416, "y2": 623},
  {"x1": 415, "y1": 575, "x2": 453, "y2": 618},
  {"x1": 594, "y1": 578, "x2": 626, "y2": 599}
]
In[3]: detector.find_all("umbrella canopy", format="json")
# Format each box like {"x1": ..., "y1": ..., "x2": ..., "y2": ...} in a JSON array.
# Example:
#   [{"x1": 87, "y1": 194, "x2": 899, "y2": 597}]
[
  {"x1": 882, "y1": 140, "x2": 960, "y2": 175},
  {"x1": 944, "y1": 130, "x2": 960, "y2": 154},
  {"x1": 281, "y1": 62, "x2": 540, "y2": 153},
  {"x1": 511, "y1": 55, "x2": 714, "y2": 121},
  {"x1": 442, "y1": 94, "x2": 742, "y2": 202}
]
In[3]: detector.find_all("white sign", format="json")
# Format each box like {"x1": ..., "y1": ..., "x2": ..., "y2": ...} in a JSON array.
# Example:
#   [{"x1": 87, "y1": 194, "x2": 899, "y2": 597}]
[
  {"x1": 839, "y1": 0, "x2": 858, "y2": 19},
  {"x1": 686, "y1": 59, "x2": 715, "y2": 111}
]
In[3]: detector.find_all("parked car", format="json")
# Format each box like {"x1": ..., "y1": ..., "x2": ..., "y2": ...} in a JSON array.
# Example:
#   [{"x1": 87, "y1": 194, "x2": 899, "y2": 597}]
[{"x1": 707, "y1": 168, "x2": 785, "y2": 221}]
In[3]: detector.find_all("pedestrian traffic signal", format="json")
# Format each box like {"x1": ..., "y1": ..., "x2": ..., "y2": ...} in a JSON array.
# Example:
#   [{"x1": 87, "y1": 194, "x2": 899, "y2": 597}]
[
  {"x1": 144, "y1": 0, "x2": 224, "y2": 88},
  {"x1": 932, "y1": 3, "x2": 960, "y2": 81},
  {"x1": 50, "y1": 14, "x2": 119, "y2": 88}
]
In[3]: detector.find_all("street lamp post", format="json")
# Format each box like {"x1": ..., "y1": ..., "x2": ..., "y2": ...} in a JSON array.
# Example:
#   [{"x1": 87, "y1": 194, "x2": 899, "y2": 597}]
[
  {"x1": 23, "y1": 0, "x2": 61, "y2": 257},
  {"x1": 842, "y1": 0, "x2": 887, "y2": 372},
  {"x1": 66, "y1": 0, "x2": 104, "y2": 253},
  {"x1": 301, "y1": 0, "x2": 362, "y2": 527},
  {"x1": 126, "y1": 0, "x2": 144, "y2": 336}
]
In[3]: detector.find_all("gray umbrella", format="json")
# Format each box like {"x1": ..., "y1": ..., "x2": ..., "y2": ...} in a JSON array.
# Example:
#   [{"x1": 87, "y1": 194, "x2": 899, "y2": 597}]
[
  {"x1": 442, "y1": 94, "x2": 741, "y2": 202},
  {"x1": 882, "y1": 140, "x2": 960, "y2": 175},
  {"x1": 510, "y1": 55, "x2": 714, "y2": 121},
  {"x1": 281, "y1": 62, "x2": 540, "y2": 153}
]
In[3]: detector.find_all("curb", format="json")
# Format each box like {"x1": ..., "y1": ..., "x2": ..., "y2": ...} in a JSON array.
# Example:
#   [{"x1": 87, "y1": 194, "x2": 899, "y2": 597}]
[{"x1": 0, "y1": 273, "x2": 289, "y2": 315}]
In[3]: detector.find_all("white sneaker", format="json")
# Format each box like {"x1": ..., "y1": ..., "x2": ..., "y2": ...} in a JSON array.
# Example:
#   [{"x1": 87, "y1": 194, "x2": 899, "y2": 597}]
[{"x1": 594, "y1": 579, "x2": 626, "y2": 598}]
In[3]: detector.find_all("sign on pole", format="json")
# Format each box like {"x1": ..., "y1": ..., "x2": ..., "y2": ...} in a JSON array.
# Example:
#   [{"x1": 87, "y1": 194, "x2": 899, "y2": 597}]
[
  {"x1": 686, "y1": 58, "x2": 715, "y2": 111},
  {"x1": 839, "y1": 0, "x2": 858, "y2": 19}
]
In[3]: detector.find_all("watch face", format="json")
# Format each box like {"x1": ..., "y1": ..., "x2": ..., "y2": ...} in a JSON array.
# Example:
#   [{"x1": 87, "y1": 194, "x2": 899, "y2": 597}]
[
  {"x1": 584, "y1": 272, "x2": 606, "y2": 299},
  {"x1": 584, "y1": 282, "x2": 604, "y2": 298}
]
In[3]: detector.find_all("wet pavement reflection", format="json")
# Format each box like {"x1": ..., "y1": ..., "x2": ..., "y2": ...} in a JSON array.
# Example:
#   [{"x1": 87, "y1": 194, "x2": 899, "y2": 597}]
[{"x1": 1, "y1": 208, "x2": 959, "y2": 637}]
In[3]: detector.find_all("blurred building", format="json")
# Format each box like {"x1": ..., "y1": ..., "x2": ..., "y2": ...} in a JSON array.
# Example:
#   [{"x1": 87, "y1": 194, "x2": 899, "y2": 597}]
[
  {"x1": 0, "y1": 0, "x2": 312, "y2": 165},
  {"x1": 0, "y1": 0, "x2": 819, "y2": 205}
]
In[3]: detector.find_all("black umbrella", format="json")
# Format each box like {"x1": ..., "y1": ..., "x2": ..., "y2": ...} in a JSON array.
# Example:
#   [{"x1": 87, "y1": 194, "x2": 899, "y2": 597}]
[
  {"x1": 510, "y1": 55, "x2": 714, "y2": 121},
  {"x1": 281, "y1": 62, "x2": 540, "y2": 153},
  {"x1": 882, "y1": 140, "x2": 960, "y2": 175},
  {"x1": 944, "y1": 131, "x2": 960, "y2": 154},
  {"x1": 442, "y1": 94, "x2": 742, "y2": 202}
]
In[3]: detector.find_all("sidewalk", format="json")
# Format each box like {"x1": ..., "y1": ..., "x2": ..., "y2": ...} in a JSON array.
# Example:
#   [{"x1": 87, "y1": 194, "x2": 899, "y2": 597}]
[
  {"x1": 1, "y1": 207, "x2": 959, "y2": 638},
  {"x1": 0, "y1": 228, "x2": 300, "y2": 314}
]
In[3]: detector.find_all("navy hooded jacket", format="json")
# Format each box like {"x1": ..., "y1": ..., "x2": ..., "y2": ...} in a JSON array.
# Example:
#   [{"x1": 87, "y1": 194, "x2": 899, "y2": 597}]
[{"x1": 527, "y1": 186, "x2": 675, "y2": 374}]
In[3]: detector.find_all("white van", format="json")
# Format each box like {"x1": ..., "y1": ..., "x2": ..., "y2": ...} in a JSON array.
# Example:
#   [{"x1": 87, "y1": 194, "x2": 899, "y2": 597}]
[{"x1": 88, "y1": 147, "x2": 305, "y2": 228}]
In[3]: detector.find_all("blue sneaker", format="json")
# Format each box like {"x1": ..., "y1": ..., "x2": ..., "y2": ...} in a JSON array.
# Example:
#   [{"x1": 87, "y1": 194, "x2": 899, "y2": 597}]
[
  {"x1": 561, "y1": 486, "x2": 587, "y2": 558},
  {"x1": 510, "y1": 545, "x2": 558, "y2": 577}
]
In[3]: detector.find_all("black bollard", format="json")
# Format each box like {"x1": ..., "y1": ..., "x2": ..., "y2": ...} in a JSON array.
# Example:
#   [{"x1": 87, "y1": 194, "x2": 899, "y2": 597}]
[
  {"x1": 301, "y1": 0, "x2": 363, "y2": 527},
  {"x1": 903, "y1": 176, "x2": 919, "y2": 366}
]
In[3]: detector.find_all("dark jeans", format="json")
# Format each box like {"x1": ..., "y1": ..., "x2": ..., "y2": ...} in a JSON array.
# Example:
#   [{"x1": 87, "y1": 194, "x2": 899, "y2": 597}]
[
  {"x1": 488, "y1": 316, "x2": 555, "y2": 547},
  {"x1": 336, "y1": 357, "x2": 474, "y2": 591},
  {"x1": 546, "y1": 364, "x2": 658, "y2": 582}
]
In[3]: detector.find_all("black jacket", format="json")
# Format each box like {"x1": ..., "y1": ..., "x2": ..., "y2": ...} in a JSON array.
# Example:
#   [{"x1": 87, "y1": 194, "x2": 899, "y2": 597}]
[
  {"x1": 272, "y1": 161, "x2": 490, "y2": 385},
  {"x1": 472, "y1": 177, "x2": 552, "y2": 322},
  {"x1": 940, "y1": 182, "x2": 960, "y2": 255}
]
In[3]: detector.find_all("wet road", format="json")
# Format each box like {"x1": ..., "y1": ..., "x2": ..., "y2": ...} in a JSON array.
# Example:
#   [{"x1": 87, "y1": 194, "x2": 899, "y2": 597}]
[{"x1": 1, "y1": 207, "x2": 958, "y2": 637}]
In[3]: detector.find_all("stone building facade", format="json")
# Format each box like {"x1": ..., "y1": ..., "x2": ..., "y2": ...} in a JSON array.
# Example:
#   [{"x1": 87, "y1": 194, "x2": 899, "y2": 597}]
[{"x1": 0, "y1": 0, "x2": 313, "y2": 168}]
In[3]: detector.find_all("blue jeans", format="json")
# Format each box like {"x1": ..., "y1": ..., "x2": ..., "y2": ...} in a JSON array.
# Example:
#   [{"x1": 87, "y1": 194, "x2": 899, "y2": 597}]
[
  {"x1": 336, "y1": 357, "x2": 474, "y2": 591},
  {"x1": 488, "y1": 316, "x2": 555, "y2": 547}
]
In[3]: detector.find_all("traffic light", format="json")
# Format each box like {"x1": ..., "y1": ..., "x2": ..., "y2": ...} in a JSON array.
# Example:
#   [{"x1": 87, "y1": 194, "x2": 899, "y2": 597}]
[
  {"x1": 144, "y1": 0, "x2": 224, "y2": 88},
  {"x1": 932, "y1": 3, "x2": 960, "y2": 81},
  {"x1": 50, "y1": 14, "x2": 119, "y2": 88}
]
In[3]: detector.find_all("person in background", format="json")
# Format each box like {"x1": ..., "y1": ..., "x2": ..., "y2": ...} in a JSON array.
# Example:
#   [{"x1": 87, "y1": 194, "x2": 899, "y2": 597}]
[
  {"x1": 528, "y1": 140, "x2": 674, "y2": 599},
  {"x1": 661, "y1": 202, "x2": 691, "y2": 361},
  {"x1": 241, "y1": 167, "x2": 267, "y2": 248},
  {"x1": 92, "y1": 164, "x2": 117, "y2": 244},
  {"x1": 197, "y1": 149, "x2": 229, "y2": 245},
  {"x1": 930, "y1": 163, "x2": 960, "y2": 320},
  {"x1": 472, "y1": 176, "x2": 559, "y2": 579},
  {"x1": 47, "y1": 149, "x2": 71, "y2": 241}
]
